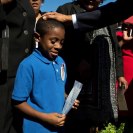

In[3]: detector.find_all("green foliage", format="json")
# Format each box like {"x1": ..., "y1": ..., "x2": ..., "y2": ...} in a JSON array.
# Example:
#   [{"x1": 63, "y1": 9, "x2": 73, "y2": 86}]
[{"x1": 99, "y1": 123, "x2": 125, "y2": 133}]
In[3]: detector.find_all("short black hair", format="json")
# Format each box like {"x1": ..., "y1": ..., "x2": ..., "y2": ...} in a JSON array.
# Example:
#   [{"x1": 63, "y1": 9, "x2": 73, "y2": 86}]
[{"x1": 36, "y1": 18, "x2": 65, "y2": 37}]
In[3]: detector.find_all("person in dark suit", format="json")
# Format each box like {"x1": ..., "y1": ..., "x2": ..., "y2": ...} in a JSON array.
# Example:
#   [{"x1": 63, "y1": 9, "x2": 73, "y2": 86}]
[
  {"x1": 55, "y1": 0, "x2": 127, "y2": 132},
  {"x1": 43, "y1": 0, "x2": 133, "y2": 31},
  {"x1": 0, "y1": 0, "x2": 35, "y2": 133},
  {"x1": 29, "y1": 0, "x2": 46, "y2": 49},
  {"x1": 29, "y1": 0, "x2": 45, "y2": 22}
]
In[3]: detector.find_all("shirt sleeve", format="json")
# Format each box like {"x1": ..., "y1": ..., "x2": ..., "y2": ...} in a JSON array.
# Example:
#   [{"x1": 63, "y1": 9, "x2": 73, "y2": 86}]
[
  {"x1": 12, "y1": 62, "x2": 33, "y2": 101},
  {"x1": 72, "y1": 14, "x2": 78, "y2": 29}
]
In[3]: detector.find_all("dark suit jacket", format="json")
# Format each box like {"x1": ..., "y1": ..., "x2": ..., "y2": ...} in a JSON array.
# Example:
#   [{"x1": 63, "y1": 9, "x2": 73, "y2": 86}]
[
  {"x1": 76, "y1": 0, "x2": 133, "y2": 30},
  {"x1": 0, "y1": 0, "x2": 35, "y2": 77},
  {"x1": 57, "y1": 1, "x2": 123, "y2": 79},
  {"x1": 57, "y1": 1, "x2": 124, "y2": 124}
]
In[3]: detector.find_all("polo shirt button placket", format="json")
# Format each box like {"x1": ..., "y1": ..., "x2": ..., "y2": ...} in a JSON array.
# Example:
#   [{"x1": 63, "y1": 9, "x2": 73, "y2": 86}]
[{"x1": 53, "y1": 61, "x2": 60, "y2": 80}]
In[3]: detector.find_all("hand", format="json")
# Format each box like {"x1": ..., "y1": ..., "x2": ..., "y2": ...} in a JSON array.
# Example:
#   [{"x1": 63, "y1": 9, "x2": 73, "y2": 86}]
[
  {"x1": 123, "y1": 30, "x2": 133, "y2": 41},
  {"x1": 1, "y1": 0, "x2": 13, "y2": 4},
  {"x1": 41, "y1": 113, "x2": 66, "y2": 127},
  {"x1": 42, "y1": 12, "x2": 72, "y2": 23},
  {"x1": 72, "y1": 99, "x2": 80, "y2": 110},
  {"x1": 118, "y1": 76, "x2": 128, "y2": 90}
]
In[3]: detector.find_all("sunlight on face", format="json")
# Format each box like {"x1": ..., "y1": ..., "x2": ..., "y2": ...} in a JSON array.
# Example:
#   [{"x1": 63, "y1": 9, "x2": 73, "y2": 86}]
[{"x1": 39, "y1": 27, "x2": 65, "y2": 60}]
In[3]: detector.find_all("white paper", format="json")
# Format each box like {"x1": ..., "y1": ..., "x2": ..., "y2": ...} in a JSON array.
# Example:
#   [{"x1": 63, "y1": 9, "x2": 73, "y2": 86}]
[{"x1": 62, "y1": 80, "x2": 83, "y2": 114}]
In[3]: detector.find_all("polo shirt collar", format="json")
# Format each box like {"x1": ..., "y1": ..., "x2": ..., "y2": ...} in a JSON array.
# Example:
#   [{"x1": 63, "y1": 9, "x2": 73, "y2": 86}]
[{"x1": 33, "y1": 49, "x2": 59, "y2": 64}]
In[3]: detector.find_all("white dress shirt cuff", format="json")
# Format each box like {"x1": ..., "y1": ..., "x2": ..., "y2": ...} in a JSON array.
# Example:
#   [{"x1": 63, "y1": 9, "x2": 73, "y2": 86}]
[{"x1": 72, "y1": 14, "x2": 78, "y2": 29}]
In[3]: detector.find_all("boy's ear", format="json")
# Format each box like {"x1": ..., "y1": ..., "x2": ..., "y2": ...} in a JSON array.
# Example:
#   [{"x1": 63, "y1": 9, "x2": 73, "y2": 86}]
[{"x1": 34, "y1": 32, "x2": 40, "y2": 42}]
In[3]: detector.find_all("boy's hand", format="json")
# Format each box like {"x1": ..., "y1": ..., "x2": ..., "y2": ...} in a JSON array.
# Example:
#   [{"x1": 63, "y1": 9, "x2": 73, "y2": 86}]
[
  {"x1": 42, "y1": 113, "x2": 66, "y2": 127},
  {"x1": 72, "y1": 99, "x2": 80, "y2": 110}
]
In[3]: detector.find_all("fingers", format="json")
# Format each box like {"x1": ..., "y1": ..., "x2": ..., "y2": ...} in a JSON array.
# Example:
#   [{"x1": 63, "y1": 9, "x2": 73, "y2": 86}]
[
  {"x1": 44, "y1": 12, "x2": 57, "y2": 16},
  {"x1": 122, "y1": 82, "x2": 128, "y2": 90},
  {"x1": 118, "y1": 77, "x2": 128, "y2": 90},
  {"x1": 123, "y1": 30, "x2": 133, "y2": 40},
  {"x1": 56, "y1": 114, "x2": 66, "y2": 127},
  {"x1": 123, "y1": 82, "x2": 128, "y2": 90},
  {"x1": 119, "y1": 82, "x2": 128, "y2": 93},
  {"x1": 42, "y1": 12, "x2": 72, "y2": 23},
  {"x1": 75, "y1": 99, "x2": 80, "y2": 103},
  {"x1": 56, "y1": 114, "x2": 65, "y2": 118},
  {"x1": 58, "y1": 121, "x2": 65, "y2": 126},
  {"x1": 72, "y1": 99, "x2": 80, "y2": 109},
  {"x1": 42, "y1": 12, "x2": 57, "y2": 20}
]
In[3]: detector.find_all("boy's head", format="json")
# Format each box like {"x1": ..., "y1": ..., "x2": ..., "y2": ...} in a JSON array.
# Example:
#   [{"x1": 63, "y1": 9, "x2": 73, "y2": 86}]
[{"x1": 35, "y1": 18, "x2": 65, "y2": 60}]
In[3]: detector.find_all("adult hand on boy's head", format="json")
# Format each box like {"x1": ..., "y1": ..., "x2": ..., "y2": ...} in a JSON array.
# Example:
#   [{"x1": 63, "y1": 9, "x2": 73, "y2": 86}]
[
  {"x1": 1, "y1": 0, "x2": 13, "y2": 4},
  {"x1": 42, "y1": 12, "x2": 72, "y2": 23}
]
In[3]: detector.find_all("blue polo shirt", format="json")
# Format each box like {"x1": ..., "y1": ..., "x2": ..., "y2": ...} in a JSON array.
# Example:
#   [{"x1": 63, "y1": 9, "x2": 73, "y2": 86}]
[{"x1": 12, "y1": 49, "x2": 67, "y2": 133}]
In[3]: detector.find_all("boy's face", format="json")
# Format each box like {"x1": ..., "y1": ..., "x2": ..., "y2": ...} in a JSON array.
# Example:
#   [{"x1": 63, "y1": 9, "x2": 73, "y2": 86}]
[{"x1": 38, "y1": 27, "x2": 65, "y2": 60}]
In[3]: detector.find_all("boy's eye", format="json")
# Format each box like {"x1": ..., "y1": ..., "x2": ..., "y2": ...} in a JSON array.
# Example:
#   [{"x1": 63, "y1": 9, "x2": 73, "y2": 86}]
[
  {"x1": 51, "y1": 39, "x2": 56, "y2": 44},
  {"x1": 50, "y1": 38, "x2": 64, "y2": 46}
]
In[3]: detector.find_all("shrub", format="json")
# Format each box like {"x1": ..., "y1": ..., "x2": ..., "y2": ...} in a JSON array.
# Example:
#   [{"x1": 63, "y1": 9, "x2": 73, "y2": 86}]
[{"x1": 99, "y1": 123, "x2": 125, "y2": 133}]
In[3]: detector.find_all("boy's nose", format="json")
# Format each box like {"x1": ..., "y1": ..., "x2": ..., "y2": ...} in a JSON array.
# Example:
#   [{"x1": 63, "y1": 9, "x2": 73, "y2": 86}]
[{"x1": 54, "y1": 43, "x2": 62, "y2": 49}]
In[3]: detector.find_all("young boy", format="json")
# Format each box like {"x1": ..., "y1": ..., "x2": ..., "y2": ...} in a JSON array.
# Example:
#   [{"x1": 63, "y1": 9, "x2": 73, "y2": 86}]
[{"x1": 12, "y1": 18, "x2": 67, "y2": 133}]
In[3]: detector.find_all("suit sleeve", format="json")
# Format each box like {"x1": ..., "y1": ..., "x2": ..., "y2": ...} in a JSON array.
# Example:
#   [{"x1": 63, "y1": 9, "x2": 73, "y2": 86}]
[
  {"x1": 115, "y1": 44, "x2": 124, "y2": 78},
  {"x1": 110, "y1": 25, "x2": 124, "y2": 78},
  {"x1": 76, "y1": 0, "x2": 133, "y2": 31},
  {"x1": 56, "y1": 5, "x2": 68, "y2": 14}
]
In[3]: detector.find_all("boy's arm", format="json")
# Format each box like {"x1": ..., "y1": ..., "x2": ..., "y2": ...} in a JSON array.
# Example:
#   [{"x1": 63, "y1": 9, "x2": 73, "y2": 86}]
[{"x1": 13, "y1": 101, "x2": 66, "y2": 127}]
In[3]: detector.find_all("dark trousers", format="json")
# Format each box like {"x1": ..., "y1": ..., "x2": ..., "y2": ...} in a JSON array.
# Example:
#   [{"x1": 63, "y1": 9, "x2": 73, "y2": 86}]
[
  {"x1": 64, "y1": 118, "x2": 98, "y2": 133},
  {"x1": 123, "y1": 118, "x2": 133, "y2": 133},
  {"x1": 0, "y1": 77, "x2": 18, "y2": 133},
  {"x1": 64, "y1": 111, "x2": 98, "y2": 133}
]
